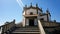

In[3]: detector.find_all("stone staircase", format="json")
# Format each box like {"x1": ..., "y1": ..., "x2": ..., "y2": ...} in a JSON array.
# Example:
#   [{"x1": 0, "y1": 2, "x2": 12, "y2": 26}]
[{"x1": 11, "y1": 26, "x2": 40, "y2": 34}]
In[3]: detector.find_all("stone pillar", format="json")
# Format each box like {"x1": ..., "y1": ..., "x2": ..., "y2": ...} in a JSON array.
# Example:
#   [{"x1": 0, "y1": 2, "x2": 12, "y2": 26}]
[
  {"x1": 1, "y1": 26, "x2": 4, "y2": 34},
  {"x1": 0, "y1": 27, "x2": 2, "y2": 34},
  {"x1": 26, "y1": 18, "x2": 29, "y2": 26},
  {"x1": 34, "y1": 19, "x2": 37, "y2": 26},
  {"x1": 23, "y1": 17, "x2": 26, "y2": 27}
]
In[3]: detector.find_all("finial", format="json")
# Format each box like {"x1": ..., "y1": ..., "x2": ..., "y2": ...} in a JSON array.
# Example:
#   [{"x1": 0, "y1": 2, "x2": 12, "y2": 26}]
[
  {"x1": 46, "y1": 8, "x2": 51, "y2": 15},
  {"x1": 54, "y1": 20, "x2": 56, "y2": 22},
  {"x1": 41, "y1": 8, "x2": 42, "y2": 10},
  {"x1": 36, "y1": 3, "x2": 38, "y2": 7},
  {"x1": 5, "y1": 22, "x2": 9, "y2": 24},
  {"x1": 41, "y1": 8, "x2": 43, "y2": 12},
  {"x1": 31, "y1": 3, "x2": 32, "y2": 7},
  {"x1": 13, "y1": 19, "x2": 15, "y2": 23},
  {"x1": 13, "y1": 19, "x2": 15, "y2": 22},
  {"x1": 25, "y1": 4, "x2": 27, "y2": 8},
  {"x1": 46, "y1": 8, "x2": 49, "y2": 13}
]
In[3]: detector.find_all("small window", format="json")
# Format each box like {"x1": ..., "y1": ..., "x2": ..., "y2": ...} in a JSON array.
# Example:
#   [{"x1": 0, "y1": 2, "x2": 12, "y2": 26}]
[
  {"x1": 30, "y1": 12, "x2": 33, "y2": 15},
  {"x1": 40, "y1": 18, "x2": 44, "y2": 20}
]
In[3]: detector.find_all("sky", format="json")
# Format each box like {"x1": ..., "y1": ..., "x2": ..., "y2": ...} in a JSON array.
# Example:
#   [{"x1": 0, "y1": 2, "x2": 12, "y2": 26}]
[{"x1": 0, "y1": 0, "x2": 60, "y2": 26}]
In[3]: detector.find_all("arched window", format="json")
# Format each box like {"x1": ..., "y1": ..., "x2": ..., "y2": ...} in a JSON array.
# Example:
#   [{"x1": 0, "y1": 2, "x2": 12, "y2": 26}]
[{"x1": 30, "y1": 12, "x2": 33, "y2": 15}]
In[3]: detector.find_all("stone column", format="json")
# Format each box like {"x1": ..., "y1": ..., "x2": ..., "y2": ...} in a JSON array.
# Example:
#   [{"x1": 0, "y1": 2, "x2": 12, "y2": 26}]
[
  {"x1": 0, "y1": 27, "x2": 2, "y2": 34},
  {"x1": 23, "y1": 17, "x2": 26, "y2": 27},
  {"x1": 26, "y1": 18, "x2": 29, "y2": 26},
  {"x1": 34, "y1": 18, "x2": 37, "y2": 26}
]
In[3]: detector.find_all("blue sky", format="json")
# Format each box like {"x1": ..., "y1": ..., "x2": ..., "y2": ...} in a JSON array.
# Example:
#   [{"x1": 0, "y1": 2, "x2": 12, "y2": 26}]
[{"x1": 0, "y1": 0, "x2": 60, "y2": 26}]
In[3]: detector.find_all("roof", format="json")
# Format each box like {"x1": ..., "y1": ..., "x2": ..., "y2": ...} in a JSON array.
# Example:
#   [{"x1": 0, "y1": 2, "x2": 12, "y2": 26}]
[{"x1": 23, "y1": 4, "x2": 42, "y2": 12}]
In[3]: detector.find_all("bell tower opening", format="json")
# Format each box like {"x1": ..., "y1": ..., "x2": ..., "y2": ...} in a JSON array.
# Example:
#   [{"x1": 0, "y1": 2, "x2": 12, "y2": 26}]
[{"x1": 29, "y1": 19, "x2": 34, "y2": 26}]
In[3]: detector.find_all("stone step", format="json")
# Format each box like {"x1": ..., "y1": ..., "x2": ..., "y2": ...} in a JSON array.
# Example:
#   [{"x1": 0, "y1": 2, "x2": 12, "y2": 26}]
[
  {"x1": 12, "y1": 32, "x2": 40, "y2": 33},
  {"x1": 14, "y1": 30, "x2": 39, "y2": 32},
  {"x1": 16, "y1": 27, "x2": 39, "y2": 30},
  {"x1": 13, "y1": 27, "x2": 39, "y2": 32},
  {"x1": 11, "y1": 26, "x2": 40, "y2": 34},
  {"x1": 12, "y1": 32, "x2": 40, "y2": 34},
  {"x1": 14, "y1": 28, "x2": 39, "y2": 31},
  {"x1": 12, "y1": 33, "x2": 40, "y2": 34}
]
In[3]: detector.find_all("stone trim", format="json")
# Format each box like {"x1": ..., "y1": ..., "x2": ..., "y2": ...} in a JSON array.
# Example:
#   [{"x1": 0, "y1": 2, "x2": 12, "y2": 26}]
[{"x1": 23, "y1": 6, "x2": 42, "y2": 12}]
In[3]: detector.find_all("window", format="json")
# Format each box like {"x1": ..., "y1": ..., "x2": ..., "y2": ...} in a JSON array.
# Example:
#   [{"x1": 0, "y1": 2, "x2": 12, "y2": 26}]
[
  {"x1": 30, "y1": 12, "x2": 33, "y2": 15},
  {"x1": 40, "y1": 18, "x2": 44, "y2": 20}
]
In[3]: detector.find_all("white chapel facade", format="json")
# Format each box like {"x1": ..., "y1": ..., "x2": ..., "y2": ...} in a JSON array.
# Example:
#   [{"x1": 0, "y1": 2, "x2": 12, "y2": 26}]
[{"x1": 22, "y1": 3, "x2": 51, "y2": 27}]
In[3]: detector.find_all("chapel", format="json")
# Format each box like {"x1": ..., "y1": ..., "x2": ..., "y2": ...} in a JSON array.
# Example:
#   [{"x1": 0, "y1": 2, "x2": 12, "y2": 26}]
[{"x1": 0, "y1": 3, "x2": 60, "y2": 34}]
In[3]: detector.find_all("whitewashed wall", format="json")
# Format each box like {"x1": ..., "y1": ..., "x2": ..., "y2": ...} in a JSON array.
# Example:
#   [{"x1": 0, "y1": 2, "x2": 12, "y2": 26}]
[
  {"x1": 38, "y1": 15, "x2": 47, "y2": 21},
  {"x1": 26, "y1": 8, "x2": 37, "y2": 15},
  {"x1": 38, "y1": 10, "x2": 42, "y2": 14},
  {"x1": 23, "y1": 11, "x2": 25, "y2": 15},
  {"x1": 23, "y1": 9, "x2": 42, "y2": 15},
  {"x1": 43, "y1": 15, "x2": 47, "y2": 21},
  {"x1": 48, "y1": 14, "x2": 51, "y2": 21},
  {"x1": 23, "y1": 17, "x2": 25, "y2": 27}
]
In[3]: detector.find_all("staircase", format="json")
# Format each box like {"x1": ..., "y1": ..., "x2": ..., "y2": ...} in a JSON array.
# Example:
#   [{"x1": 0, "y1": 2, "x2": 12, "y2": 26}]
[{"x1": 11, "y1": 26, "x2": 40, "y2": 34}]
